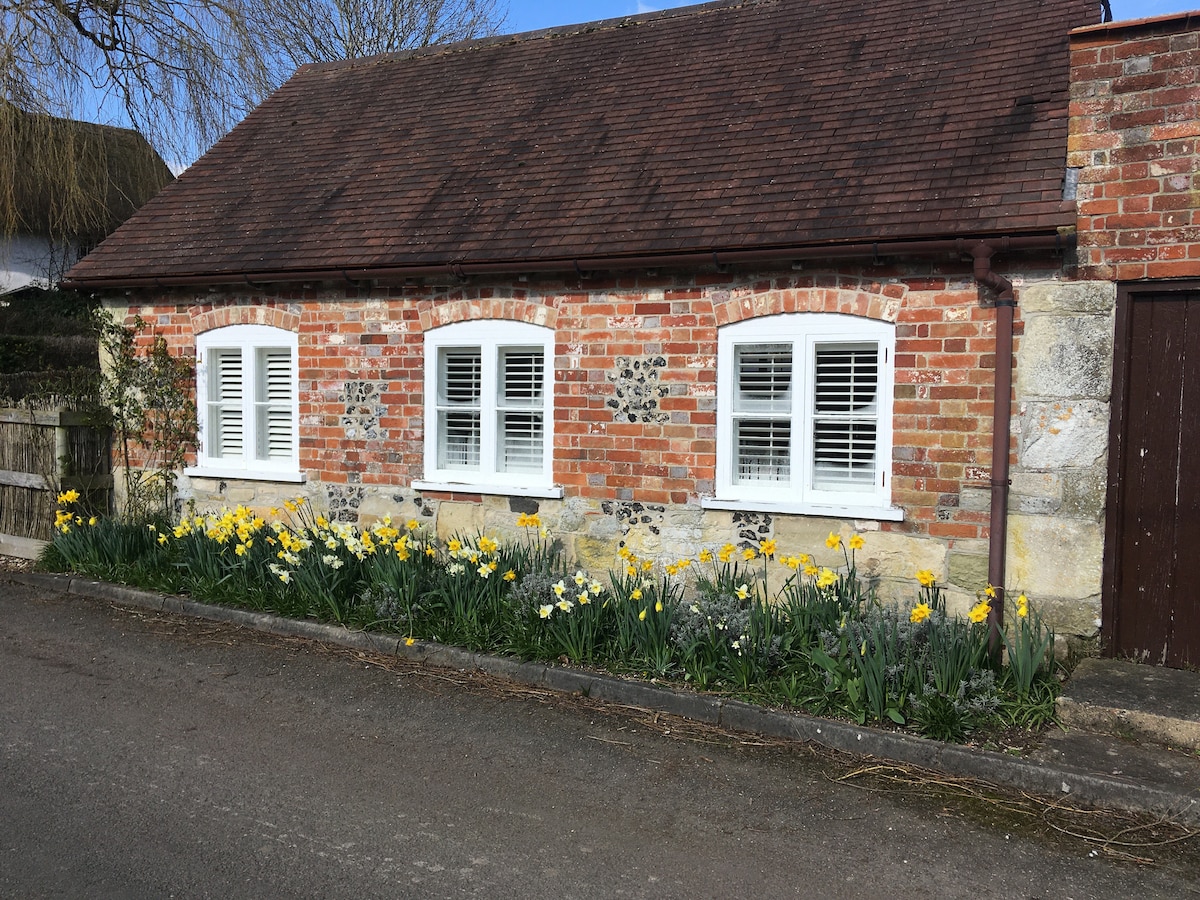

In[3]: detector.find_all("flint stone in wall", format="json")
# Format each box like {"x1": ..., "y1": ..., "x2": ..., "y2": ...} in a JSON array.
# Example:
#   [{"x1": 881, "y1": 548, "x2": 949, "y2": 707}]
[
  {"x1": 1019, "y1": 281, "x2": 1115, "y2": 315},
  {"x1": 1020, "y1": 400, "x2": 1109, "y2": 470},
  {"x1": 1018, "y1": 315, "x2": 1114, "y2": 401},
  {"x1": 1007, "y1": 513, "x2": 1103, "y2": 603}
]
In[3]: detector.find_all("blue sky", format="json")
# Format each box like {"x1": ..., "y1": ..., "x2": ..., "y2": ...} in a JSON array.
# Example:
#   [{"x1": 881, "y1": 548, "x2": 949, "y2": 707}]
[{"x1": 504, "y1": 0, "x2": 1194, "y2": 33}]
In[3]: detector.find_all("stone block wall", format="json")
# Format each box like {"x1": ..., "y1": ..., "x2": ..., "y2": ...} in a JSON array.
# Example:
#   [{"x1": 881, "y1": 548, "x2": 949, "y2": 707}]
[
  {"x1": 1070, "y1": 14, "x2": 1200, "y2": 281},
  {"x1": 103, "y1": 257, "x2": 1111, "y2": 636}
]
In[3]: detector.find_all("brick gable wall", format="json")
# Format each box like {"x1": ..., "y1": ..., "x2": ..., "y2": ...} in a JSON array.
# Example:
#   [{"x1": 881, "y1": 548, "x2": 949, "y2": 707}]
[{"x1": 1070, "y1": 18, "x2": 1200, "y2": 281}]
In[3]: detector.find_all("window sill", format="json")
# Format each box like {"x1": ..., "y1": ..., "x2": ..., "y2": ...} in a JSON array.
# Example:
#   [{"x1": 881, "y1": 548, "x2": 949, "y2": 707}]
[
  {"x1": 413, "y1": 479, "x2": 564, "y2": 499},
  {"x1": 701, "y1": 496, "x2": 904, "y2": 522},
  {"x1": 185, "y1": 466, "x2": 307, "y2": 484}
]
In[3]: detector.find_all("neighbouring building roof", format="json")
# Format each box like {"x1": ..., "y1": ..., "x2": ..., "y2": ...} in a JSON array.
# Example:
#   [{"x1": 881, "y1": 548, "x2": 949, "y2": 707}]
[
  {"x1": 65, "y1": 0, "x2": 1100, "y2": 288},
  {"x1": 4, "y1": 106, "x2": 174, "y2": 241}
]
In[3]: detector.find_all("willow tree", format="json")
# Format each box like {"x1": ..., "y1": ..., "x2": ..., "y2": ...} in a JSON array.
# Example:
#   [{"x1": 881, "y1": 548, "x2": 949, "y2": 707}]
[{"x1": 1, "y1": 0, "x2": 504, "y2": 251}]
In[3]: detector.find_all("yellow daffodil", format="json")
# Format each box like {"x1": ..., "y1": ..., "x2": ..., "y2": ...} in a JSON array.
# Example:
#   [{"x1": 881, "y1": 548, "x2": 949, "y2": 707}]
[
  {"x1": 88, "y1": 516, "x2": 97, "y2": 526},
  {"x1": 406, "y1": 519, "x2": 420, "y2": 531},
  {"x1": 816, "y1": 568, "x2": 837, "y2": 589},
  {"x1": 1017, "y1": 593, "x2": 1029, "y2": 618},
  {"x1": 804, "y1": 564, "x2": 819, "y2": 577},
  {"x1": 631, "y1": 588, "x2": 643, "y2": 601},
  {"x1": 910, "y1": 603, "x2": 932, "y2": 624},
  {"x1": 479, "y1": 536, "x2": 498, "y2": 554},
  {"x1": 742, "y1": 547, "x2": 758, "y2": 561},
  {"x1": 758, "y1": 538, "x2": 777, "y2": 558},
  {"x1": 848, "y1": 534, "x2": 865, "y2": 550},
  {"x1": 915, "y1": 569, "x2": 936, "y2": 588},
  {"x1": 638, "y1": 608, "x2": 648, "y2": 621},
  {"x1": 655, "y1": 599, "x2": 664, "y2": 613},
  {"x1": 825, "y1": 532, "x2": 842, "y2": 550},
  {"x1": 665, "y1": 563, "x2": 679, "y2": 576},
  {"x1": 405, "y1": 637, "x2": 417, "y2": 647},
  {"x1": 56, "y1": 489, "x2": 80, "y2": 504},
  {"x1": 698, "y1": 548, "x2": 713, "y2": 563},
  {"x1": 969, "y1": 601, "x2": 991, "y2": 624},
  {"x1": 718, "y1": 543, "x2": 735, "y2": 563},
  {"x1": 641, "y1": 559, "x2": 653, "y2": 572}
]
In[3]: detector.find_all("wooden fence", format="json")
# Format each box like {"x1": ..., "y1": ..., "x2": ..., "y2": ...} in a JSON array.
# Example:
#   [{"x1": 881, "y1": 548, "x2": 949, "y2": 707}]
[{"x1": 0, "y1": 408, "x2": 112, "y2": 558}]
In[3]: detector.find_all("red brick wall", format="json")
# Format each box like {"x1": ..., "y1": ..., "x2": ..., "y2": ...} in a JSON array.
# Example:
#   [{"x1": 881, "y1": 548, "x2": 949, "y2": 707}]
[
  {"x1": 1070, "y1": 15, "x2": 1200, "y2": 281},
  {"x1": 111, "y1": 260, "x2": 1045, "y2": 546}
]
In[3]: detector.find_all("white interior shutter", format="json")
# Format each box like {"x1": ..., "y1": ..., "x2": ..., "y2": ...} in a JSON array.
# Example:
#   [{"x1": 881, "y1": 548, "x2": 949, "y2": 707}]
[
  {"x1": 497, "y1": 348, "x2": 544, "y2": 473},
  {"x1": 256, "y1": 348, "x2": 294, "y2": 461},
  {"x1": 438, "y1": 348, "x2": 482, "y2": 469},
  {"x1": 209, "y1": 349, "x2": 244, "y2": 459},
  {"x1": 812, "y1": 343, "x2": 878, "y2": 490},
  {"x1": 733, "y1": 344, "x2": 792, "y2": 483}
]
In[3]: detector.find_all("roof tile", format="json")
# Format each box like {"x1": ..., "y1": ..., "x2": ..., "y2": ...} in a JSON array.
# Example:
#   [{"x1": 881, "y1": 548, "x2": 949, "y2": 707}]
[{"x1": 68, "y1": 0, "x2": 1098, "y2": 285}]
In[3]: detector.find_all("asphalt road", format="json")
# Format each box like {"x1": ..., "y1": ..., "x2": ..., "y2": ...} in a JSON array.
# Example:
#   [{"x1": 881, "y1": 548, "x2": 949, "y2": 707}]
[{"x1": 2, "y1": 578, "x2": 1197, "y2": 899}]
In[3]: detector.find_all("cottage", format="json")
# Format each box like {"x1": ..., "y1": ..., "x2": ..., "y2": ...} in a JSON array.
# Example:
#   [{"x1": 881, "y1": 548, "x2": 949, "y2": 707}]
[
  {"x1": 64, "y1": 0, "x2": 1199, "y2": 664},
  {"x1": 1, "y1": 107, "x2": 172, "y2": 293}
]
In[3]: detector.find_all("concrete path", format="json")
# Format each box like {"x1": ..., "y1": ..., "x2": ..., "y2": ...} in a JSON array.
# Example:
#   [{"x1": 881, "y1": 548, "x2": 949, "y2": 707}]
[{"x1": 3, "y1": 579, "x2": 1198, "y2": 898}]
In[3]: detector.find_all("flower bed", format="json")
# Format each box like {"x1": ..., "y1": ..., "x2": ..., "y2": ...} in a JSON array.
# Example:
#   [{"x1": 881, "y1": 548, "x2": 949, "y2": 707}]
[{"x1": 46, "y1": 493, "x2": 1058, "y2": 742}]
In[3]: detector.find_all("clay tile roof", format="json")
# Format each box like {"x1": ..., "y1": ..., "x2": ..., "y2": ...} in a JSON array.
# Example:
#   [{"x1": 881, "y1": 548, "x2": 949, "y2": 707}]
[{"x1": 66, "y1": 0, "x2": 1099, "y2": 287}]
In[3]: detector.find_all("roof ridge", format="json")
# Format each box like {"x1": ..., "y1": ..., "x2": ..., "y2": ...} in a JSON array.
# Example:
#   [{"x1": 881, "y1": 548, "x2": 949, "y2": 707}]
[{"x1": 299, "y1": 0, "x2": 759, "y2": 74}]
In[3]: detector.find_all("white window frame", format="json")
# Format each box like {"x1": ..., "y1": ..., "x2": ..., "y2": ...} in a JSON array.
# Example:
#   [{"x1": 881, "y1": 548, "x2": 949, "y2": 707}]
[
  {"x1": 414, "y1": 320, "x2": 561, "y2": 498},
  {"x1": 187, "y1": 324, "x2": 303, "y2": 482},
  {"x1": 704, "y1": 313, "x2": 902, "y2": 520}
]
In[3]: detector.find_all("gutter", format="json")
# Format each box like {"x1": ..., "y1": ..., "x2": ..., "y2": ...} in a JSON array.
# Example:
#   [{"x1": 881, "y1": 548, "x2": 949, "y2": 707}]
[{"x1": 62, "y1": 232, "x2": 1070, "y2": 290}]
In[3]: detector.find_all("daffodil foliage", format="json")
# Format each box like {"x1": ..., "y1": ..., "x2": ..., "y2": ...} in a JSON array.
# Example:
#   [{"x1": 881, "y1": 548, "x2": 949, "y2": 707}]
[{"x1": 46, "y1": 498, "x2": 1059, "y2": 740}]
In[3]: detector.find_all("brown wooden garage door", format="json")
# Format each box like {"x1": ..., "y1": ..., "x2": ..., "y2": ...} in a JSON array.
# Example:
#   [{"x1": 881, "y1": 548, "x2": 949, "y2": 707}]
[{"x1": 1105, "y1": 286, "x2": 1200, "y2": 668}]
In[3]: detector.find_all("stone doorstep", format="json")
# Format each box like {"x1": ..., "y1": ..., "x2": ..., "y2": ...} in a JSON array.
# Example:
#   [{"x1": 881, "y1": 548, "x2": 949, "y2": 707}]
[{"x1": 1056, "y1": 657, "x2": 1200, "y2": 753}]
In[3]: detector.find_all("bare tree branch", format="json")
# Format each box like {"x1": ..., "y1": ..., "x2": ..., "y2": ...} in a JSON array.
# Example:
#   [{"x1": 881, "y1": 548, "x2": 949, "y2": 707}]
[{"x1": 1, "y1": 0, "x2": 504, "y2": 250}]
